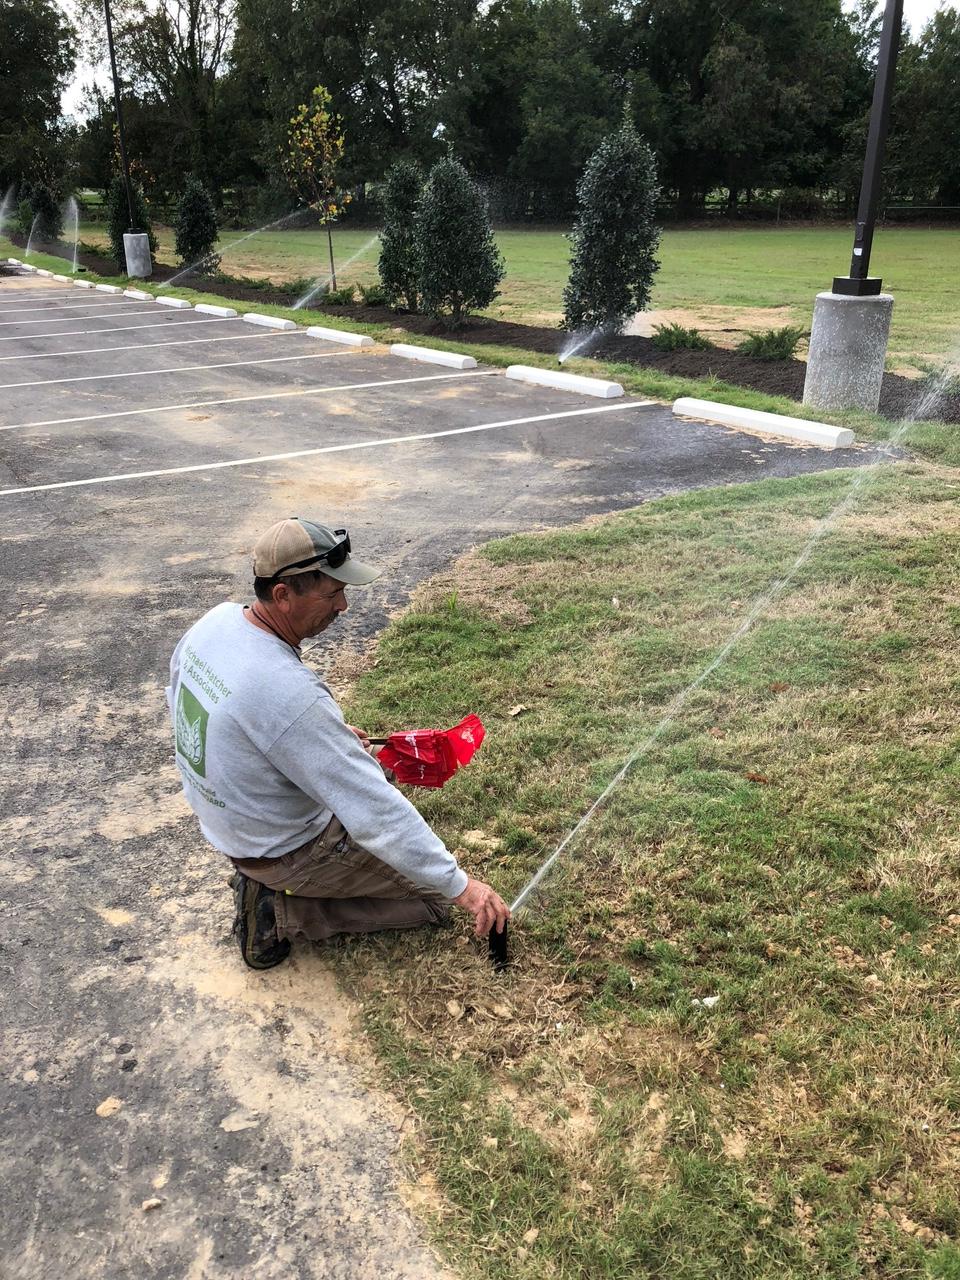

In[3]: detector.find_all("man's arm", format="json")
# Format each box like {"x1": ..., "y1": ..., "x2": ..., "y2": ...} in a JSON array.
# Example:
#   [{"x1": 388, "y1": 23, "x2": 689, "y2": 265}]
[
  {"x1": 264, "y1": 696, "x2": 469, "y2": 898},
  {"x1": 347, "y1": 723, "x2": 510, "y2": 934}
]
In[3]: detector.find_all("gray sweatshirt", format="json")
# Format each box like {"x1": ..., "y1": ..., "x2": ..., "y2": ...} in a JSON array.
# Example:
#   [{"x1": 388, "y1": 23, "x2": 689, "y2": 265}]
[{"x1": 166, "y1": 602, "x2": 468, "y2": 899}]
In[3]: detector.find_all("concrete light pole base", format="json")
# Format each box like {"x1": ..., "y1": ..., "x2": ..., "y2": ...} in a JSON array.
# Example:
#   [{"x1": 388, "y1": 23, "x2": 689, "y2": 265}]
[
  {"x1": 123, "y1": 232, "x2": 152, "y2": 278},
  {"x1": 803, "y1": 290, "x2": 893, "y2": 414}
]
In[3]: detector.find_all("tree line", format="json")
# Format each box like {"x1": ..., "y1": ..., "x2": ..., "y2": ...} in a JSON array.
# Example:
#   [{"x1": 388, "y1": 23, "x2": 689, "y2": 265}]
[{"x1": 2, "y1": 0, "x2": 958, "y2": 220}]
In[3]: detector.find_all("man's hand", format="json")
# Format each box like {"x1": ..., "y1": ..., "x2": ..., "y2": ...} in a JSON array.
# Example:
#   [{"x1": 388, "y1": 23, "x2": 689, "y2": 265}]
[
  {"x1": 452, "y1": 877, "x2": 511, "y2": 938},
  {"x1": 347, "y1": 724, "x2": 371, "y2": 751}
]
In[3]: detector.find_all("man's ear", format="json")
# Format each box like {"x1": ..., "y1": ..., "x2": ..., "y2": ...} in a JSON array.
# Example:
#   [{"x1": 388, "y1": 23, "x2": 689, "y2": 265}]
[{"x1": 271, "y1": 580, "x2": 291, "y2": 609}]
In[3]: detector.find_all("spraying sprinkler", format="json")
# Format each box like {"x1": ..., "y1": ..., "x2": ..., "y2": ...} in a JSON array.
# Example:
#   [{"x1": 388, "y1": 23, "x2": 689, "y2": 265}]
[{"x1": 489, "y1": 920, "x2": 509, "y2": 972}]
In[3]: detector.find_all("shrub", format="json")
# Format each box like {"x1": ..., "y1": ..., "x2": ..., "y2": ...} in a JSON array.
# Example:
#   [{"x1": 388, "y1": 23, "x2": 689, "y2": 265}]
[
  {"x1": 279, "y1": 275, "x2": 317, "y2": 299},
  {"x1": 107, "y1": 175, "x2": 158, "y2": 270},
  {"x1": 358, "y1": 281, "x2": 387, "y2": 306},
  {"x1": 323, "y1": 284, "x2": 355, "y2": 305},
  {"x1": 415, "y1": 154, "x2": 504, "y2": 328},
  {"x1": 378, "y1": 159, "x2": 423, "y2": 311},
  {"x1": 736, "y1": 325, "x2": 807, "y2": 361},
  {"x1": 16, "y1": 197, "x2": 33, "y2": 238},
  {"x1": 651, "y1": 323, "x2": 711, "y2": 351},
  {"x1": 30, "y1": 184, "x2": 62, "y2": 242},
  {"x1": 562, "y1": 122, "x2": 661, "y2": 335},
  {"x1": 174, "y1": 176, "x2": 220, "y2": 273}
]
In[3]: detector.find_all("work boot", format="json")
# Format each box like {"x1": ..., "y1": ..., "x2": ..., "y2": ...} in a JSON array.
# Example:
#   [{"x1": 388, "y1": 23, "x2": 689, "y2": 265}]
[{"x1": 230, "y1": 871, "x2": 291, "y2": 970}]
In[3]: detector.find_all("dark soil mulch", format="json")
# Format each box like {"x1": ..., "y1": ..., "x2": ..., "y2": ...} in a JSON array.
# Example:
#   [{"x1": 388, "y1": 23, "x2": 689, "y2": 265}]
[{"x1": 13, "y1": 234, "x2": 958, "y2": 425}]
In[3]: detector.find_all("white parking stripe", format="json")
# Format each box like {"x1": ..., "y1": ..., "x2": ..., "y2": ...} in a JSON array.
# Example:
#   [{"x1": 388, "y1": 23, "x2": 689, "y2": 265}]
[
  {"x1": 0, "y1": 369, "x2": 493, "y2": 433},
  {"x1": 0, "y1": 402, "x2": 655, "y2": 497},
  {"x1": 0, "y1": 330, "x2": 299, "y2": 364},
  {"x1": 0, "y1": 347, "x2": 358, "y2": 390},
  {"x1": 0, "y1": 316, "x2": 233, "y2": 344},
  {"x1": 0, "y1": 300, "x2": 137, "y2": 315},
  {"x1": 0, "y1": 306, "x2": 169, "y2": 327},
  {"x1": 0, "y1": 290, "x2": 82, "y2": 301}
]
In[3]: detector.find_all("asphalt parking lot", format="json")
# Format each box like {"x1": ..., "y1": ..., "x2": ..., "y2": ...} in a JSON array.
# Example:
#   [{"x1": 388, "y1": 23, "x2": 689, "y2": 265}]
[{"x1": 0, "y1": 268, "x2": 891, "y2": 1279}]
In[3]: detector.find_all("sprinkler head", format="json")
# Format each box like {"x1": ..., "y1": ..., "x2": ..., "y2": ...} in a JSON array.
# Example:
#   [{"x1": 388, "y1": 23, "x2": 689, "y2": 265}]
[{"x1": 488, "y1": 920, "x2": 509, "y2": 972}]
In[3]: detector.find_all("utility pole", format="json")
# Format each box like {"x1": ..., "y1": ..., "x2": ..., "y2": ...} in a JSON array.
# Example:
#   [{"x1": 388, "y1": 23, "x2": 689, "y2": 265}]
[
  {"x1": 833, "y1": 0, "x2": 906, "y2": 296},
  {"x1": 103, "y1": 0, "x2": 152, "y2": 276},
  {"x1": 803, "y1": 0, "x2": 904, "y2": 412}
]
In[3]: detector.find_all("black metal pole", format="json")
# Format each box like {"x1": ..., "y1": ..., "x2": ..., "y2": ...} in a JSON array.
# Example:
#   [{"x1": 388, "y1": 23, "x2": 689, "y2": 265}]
[
  {"x1": 103, "y1": 0, "x2": 140, "y2": 233},
  {"x1": 833, "y1": 0, "x2": 904, "y2": 296}
]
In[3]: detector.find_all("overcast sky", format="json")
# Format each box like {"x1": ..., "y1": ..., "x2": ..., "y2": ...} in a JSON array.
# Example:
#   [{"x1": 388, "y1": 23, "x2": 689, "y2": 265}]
[
  {"x1": 899, "y1": 0, "x2": 956, "y2": 31},
  {"x1": 60, "y1": 0, "x2": 958, "y2": 119}
]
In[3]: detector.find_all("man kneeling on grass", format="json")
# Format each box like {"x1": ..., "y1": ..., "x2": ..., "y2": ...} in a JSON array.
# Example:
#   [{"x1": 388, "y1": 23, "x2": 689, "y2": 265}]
[{"x1": 167, "y1": 516, "x2": 510, "y2": 969}]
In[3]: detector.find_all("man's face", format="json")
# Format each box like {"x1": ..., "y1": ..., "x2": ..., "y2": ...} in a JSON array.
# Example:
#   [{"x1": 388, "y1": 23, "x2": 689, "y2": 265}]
[{"x1": 282, "y1": 574, "x2": 349, "y2": 639}]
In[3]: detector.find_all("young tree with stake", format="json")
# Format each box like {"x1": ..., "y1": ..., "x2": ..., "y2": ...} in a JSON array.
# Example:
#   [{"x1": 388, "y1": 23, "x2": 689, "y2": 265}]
[{"x1": 283, "y1": 86, "x2": 350, "y2": 292}]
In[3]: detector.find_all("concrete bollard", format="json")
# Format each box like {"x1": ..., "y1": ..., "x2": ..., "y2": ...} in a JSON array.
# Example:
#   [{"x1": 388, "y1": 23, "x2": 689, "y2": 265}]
[
  {"x1": 803, "y1": 291, "x2": 894, "y2": 414},
  {"x1": 123, "y1": 232, "x2": 153, "y2": 279}
]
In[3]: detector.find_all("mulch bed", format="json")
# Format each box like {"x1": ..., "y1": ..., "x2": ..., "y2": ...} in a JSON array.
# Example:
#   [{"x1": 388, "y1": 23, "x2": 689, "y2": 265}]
[{"x1": 12, "y1": 234, "x2": 958, "y2": 425}]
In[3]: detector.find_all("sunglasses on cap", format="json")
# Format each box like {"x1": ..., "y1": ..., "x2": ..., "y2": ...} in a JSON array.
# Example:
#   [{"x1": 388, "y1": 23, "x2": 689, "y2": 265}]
[{"x1": 272, "y1": 529, "x2": 351, "y2": 579}]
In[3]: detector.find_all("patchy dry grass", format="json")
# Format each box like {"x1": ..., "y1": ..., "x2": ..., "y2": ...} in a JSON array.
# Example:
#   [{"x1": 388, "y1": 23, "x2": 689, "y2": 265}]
[{"x1": 335, "y1": 461, "x2": 960, "y2": 1279}]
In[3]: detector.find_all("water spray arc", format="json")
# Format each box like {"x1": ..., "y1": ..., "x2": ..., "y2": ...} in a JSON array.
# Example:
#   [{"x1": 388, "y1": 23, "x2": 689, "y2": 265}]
[
  {"x1": 557, "y1": 327, "x2": 605, "y2": 366},
  {"x1": 509, "y1": 382, "x2": 946, "y2": 918},
  {"x1": 160, "y1": 208, "x2": 312, "y2": 291},
  {"x1": 0, "y1": 186, "x2": 15, "y2": 238},
  {"x1": 64, "y1": 196, "x2": 80, "y2": 273},
  {"x1": 24, "y1": 214, "x2": 40, "y2": 259},
  {"x1": 291, "y1": 234, "x2": 381, "y2": 310}
]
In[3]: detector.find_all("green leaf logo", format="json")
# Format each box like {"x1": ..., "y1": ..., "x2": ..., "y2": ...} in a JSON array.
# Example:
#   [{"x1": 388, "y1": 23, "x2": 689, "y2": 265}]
[{"x1": 175, "y1": 684, "x2": 209, "y2": 777}]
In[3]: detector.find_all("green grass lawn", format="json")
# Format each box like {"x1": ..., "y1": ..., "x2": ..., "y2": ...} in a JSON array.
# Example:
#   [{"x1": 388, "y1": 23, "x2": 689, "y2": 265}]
[
  {"x1": 74, "y1": 221, "x2": 960, "y2": 373},
  {"x1": 334, "y1": 459, "x2": 960, "y2": 1280}
]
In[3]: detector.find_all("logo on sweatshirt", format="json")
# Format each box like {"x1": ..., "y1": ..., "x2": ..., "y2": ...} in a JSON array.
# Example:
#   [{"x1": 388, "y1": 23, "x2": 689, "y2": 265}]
[{"x1": 175, "y1": 684, "x2": 208, "y2": 777}]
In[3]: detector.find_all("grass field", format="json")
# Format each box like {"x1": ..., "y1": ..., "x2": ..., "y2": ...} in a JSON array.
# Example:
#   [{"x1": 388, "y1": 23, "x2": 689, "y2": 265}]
[
  {"x1": 74, "y1": 221, "x2": 960, "y2": 374},
  {"x1": 335, "y1": 461, "x2": 960, "y2": 1280}
]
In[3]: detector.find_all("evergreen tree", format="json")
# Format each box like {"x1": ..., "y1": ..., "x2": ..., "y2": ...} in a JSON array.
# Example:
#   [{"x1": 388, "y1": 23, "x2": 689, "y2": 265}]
[
  {"x1": 0, "y1": 0, "x2": 75, "y2": 190},
  {"x1": 889, "y1": 10, "x2": 960, "y2": 204},
  {"x1": 107, "y1": 174, "x2": 157, "y2": 270},
  {"x1": 29, "y1": 182, "x2": 62, "y2": 241},
  {"x1": 562, "y1": 123, "x2": 661, "y2": 335},
  {"x1": 415, "y1": 154, "x2": 504, "y2": 327},
  {"x1": 16, "y1": 196, "x2": 34, "y2": 238},
  {"x1": 174, "y1": 176, "x2": 220, "y2": 272},
  {"x1": 378, "y1": 159, "x2": 423, "y2": 311}
]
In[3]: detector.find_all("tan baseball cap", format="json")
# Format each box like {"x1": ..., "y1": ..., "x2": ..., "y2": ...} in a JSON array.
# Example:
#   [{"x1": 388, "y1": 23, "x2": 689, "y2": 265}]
[{"x1": 253, "y1": 518, "x2": 381, "y2": 586}]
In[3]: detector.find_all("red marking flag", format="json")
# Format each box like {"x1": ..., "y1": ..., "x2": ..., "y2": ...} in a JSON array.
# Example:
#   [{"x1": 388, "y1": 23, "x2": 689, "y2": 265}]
[{"x1": 376, "y1": 715, "x2": 485, "y2": 788}]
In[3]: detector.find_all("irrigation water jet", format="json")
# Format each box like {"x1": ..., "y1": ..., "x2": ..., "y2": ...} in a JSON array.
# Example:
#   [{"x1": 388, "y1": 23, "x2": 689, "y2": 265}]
[
  {"x1": 292, "y1": 233, "x2": 380, "y2": 310},
  {"x1": 0, "y1": 185, "x2": 15, "y2": 238},
  {"x1": 64, "y1": 196, "x2": 80, "y2": 273},
  {"x1": 160, "y1": 207, "x2": 311, "y2": 291},
  {"x1": 557, "y1": 326, "x2": 608, "y2": 365},
  {"x1": 509, "y1": 363, "x2": 957, "y2": 918},
  {"x1": 24, "y1": 214, "x2": 40, "y2": 259}
]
